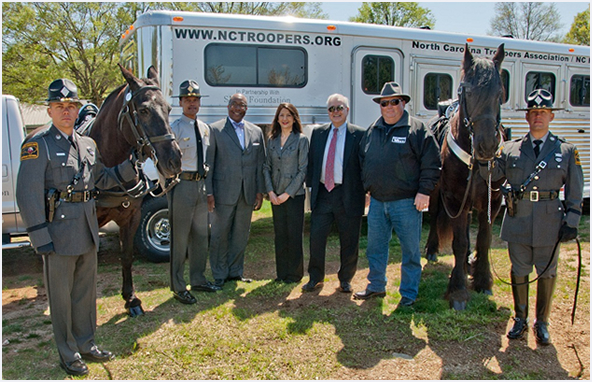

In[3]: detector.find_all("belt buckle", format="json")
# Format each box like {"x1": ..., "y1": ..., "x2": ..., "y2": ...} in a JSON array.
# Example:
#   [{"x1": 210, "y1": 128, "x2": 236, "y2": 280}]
[
  {"x1": 530, "y1": 191, "x2": 539, "y2": 202},
  {"x1": 83, "y1": 191, "x2": 90, "y2": 202}
]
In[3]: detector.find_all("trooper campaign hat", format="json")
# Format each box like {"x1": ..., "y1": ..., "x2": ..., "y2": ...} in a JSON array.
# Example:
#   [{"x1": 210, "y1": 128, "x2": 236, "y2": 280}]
[
  {"x1": 517, "y1": 89, "x2": 563, "y2": 111},
  {"x1": 174, "y1": 80, "x2": 208, "y2": 98},
  {"x1": 372, "y1": 82, "x2": 411, "y2": 104},
  {"x1": 46, "y1": 78, "x2": 82, "y2": 105}
]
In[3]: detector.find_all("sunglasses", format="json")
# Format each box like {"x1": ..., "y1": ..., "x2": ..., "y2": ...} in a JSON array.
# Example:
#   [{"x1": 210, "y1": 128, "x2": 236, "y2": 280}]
[
  {"x1": 328, "y1": 105, "x2": 346, "y2": 113},
  {"x1": 380, "y1": 99, "x2": 403, "y2": 107}
]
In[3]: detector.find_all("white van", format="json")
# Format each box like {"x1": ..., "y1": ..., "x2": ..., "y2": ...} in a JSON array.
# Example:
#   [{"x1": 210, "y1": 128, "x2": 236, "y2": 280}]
[{"x1": 2, "y1": 95, "x2": 31, "y2": 249}]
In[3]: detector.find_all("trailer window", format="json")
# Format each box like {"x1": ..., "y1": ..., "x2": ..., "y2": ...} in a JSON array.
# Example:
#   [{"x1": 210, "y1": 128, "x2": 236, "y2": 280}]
[
  {"x1": 423, "y1": 73, "x2": 453, "y2": 110},
  {"x1": 362, "y1": 55, "x2": 394, "y2": 94},
  {"x1": 570, "y1": 75, "x2": 590, "y2": 107},
  {"x1": 501, "y1": 69, "x2": 510, "y2": 104},
  {"x1": 525, "y1": 72, "x2": 556, "y2": 101},
  {"x1": 204, "y1": 44, "x2": 306, "y2": 87}
]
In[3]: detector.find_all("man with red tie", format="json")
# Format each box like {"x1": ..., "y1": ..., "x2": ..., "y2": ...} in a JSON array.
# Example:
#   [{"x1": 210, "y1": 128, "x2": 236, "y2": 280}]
[{"x1": 302, "y1": 94, "x2": 366, "y2": 293}]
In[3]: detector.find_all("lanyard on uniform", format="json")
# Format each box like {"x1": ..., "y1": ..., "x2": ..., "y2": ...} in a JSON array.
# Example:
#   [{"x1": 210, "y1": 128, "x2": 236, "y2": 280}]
[{"x1": 517, "y1": 140, "x2": 560, "y2": 193}]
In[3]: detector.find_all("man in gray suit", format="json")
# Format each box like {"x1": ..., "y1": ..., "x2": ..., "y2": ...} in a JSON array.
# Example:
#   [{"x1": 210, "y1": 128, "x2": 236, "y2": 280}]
[
  {"x1": 168, "y1": 80, "x2": 220, "y2": 305},
  {"x1": 480, "y1": 89, "x2": 583, "y2": 345},
  {"x1": 206, "y1": 94, "x2": 266, "y2": 287},
  {"x1": 16, "y1": 79, "x2": 137, "y2": 376}
]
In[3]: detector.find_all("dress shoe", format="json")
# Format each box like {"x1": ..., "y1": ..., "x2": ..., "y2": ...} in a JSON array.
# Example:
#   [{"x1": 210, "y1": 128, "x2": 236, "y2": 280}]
[
  {"x1": 81, "y1": 346, "x2": 114, "y2": 362},
  {"x1": 302, "y1": 280, "x2": 323, "y2": 292},
  {"x1": 399, "y1": 297, "x2": 415, "y2": 307},
  {"x1": 339, "y1": 282, "x2": 352, "y2": 293},
  {"x1": 507, "y1": 317, "x2": 528, "y2": 340},
  {"x1": 191, "y1": 282, "x2": 221, "y2": 292},
  {"x1": 534, "y1": 322, "x2": 551, "y2": 345},
  {"x1": 173, "y1": 290, "x2": 197, "y2": 304},
  {"x1": 214, "y1": 279, "x2": 225, "y2": 288},
  {"x1": 60, "y1": 359, "x2": 89, "y2": 376},
  {"x1": 353, "y1": 289, "x2": 386, "y2": 300},
  {"x1": 226, "y1": 276, "x2": 253, "y2": 283}
]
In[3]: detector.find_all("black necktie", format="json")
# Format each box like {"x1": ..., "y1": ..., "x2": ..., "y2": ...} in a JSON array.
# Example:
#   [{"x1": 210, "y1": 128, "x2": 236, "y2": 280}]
[
  {"x1": 68, "y1": 135, "x2": 77, "y2": 152},
  {"x1": 533, "y1": 139, "x2": 542, "y2": 157},
  {"x1": 194, "y1": 121, "x2": 205, "y2": 176}
]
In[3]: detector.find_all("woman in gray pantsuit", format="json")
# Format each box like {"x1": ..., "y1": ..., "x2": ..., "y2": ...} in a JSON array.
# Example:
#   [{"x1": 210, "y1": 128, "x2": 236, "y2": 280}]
[{"x1": 263, "y1": 103, "x2": 309, "y2": 283}]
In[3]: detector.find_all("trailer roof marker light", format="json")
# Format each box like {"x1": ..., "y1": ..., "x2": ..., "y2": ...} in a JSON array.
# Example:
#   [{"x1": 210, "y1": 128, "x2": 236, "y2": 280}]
[
  {"x1": 173, "y1": 16, "x2": 184, "y2": 22},
  {"x1": 327, "y1": 25, "x2": 336, "y2": 31},
  {"x1": 569, "y1": 48, "x2": 575, "y2": 52},
  {"x1": 466, "y1": 38, "x2": 474, "y2": 43}
]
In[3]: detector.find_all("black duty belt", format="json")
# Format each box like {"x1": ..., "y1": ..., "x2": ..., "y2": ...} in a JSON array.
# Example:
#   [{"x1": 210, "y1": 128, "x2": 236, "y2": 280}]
[
  {"x1": 179, "y1": 171, "x2": 206, "y2": 181},
  {"x1": 58, "y1": 190, "x2": 96, "y2": 202},
  {"x1": 517, "y1": 190, "x2": 559, "y2": 202}
]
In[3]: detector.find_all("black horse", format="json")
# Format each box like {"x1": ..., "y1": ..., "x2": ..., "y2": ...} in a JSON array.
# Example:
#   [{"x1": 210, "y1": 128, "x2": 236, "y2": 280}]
[
  {"x1": 425, "y1": 44, "x2": 506, "y2": 310},
  {"x1": 89, "y1": 64, "x2": 181, "y2": 316}
]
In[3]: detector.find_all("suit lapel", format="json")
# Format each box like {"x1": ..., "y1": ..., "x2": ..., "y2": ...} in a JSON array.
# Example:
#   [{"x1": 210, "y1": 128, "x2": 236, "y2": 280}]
[
  {"x1": 223, "y1": 117, "x2": 243, "y2": 150},
  {"x1": 519, "y1": 134, "x2": 536, "y2": 162},
  {"x1": 343, "y1": 123, "x2": 355, "y2": 169}
]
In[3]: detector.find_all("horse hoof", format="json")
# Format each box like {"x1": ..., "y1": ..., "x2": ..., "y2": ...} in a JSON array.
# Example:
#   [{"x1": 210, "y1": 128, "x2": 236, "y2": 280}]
[
  {"x1": 128, "y1": 305, "x2": 145, "y2": 318},
  {"x1": 451, "y1": 300, "x2": 467, "y2": 311},
  {"x1": 426, "y1": 253, "x2": 438, "y2": 262}
]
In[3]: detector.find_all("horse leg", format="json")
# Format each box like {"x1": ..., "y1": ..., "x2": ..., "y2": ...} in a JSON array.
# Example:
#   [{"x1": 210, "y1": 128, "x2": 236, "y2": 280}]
[
  {"x1": 471, "y1": 209, "x2": 494, "y2": 295},
  {"x1": 119, "y1": 215, "x2": 144, "y2": 317},
  {"x1": 446, "y1": 213, "x2": 471, "y2": 310},
  {"x1": 425, "y1": 187, "x2": 441, "y2": 262}
]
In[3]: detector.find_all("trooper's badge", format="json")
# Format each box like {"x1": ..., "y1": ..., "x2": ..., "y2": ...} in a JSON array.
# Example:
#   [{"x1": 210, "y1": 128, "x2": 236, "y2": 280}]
[{"x1": 20, "y1": 142, "x2": 39, "y2": 161}]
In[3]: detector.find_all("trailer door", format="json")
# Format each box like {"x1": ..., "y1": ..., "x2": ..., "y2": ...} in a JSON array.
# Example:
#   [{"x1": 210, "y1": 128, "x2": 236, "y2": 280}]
[
  {"x1": 352, "y1": 47, "x2": 403, "y2": 128},
  {"x1": 411, "y1": 58, "x2": 461, "y2": 125}
]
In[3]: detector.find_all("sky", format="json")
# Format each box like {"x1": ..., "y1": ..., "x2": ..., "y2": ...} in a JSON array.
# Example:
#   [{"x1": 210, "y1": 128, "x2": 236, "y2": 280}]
[{"x1": 320, "y1": 2, "x2": 589, "y2": 37}]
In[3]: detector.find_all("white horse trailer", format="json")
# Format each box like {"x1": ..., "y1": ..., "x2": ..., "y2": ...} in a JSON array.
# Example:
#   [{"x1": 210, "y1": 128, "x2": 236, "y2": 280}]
[{"x1": 120, "y1": 10, "x2": 590, "y2": 197}]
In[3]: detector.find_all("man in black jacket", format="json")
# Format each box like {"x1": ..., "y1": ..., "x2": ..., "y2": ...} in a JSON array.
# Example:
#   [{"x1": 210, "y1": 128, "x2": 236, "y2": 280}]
[{"x1": 355, "y1": 82, "x2": 441, "y2": 306}]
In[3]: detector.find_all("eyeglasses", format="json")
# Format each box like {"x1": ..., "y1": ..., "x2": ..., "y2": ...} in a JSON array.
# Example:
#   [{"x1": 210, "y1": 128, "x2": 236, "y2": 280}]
[
  {"x1": 328, "y1": 105, "x2": 346, "y2": 113},
  {"x1": 380, "y1": 99, "x2": 403, "y2": 108}
]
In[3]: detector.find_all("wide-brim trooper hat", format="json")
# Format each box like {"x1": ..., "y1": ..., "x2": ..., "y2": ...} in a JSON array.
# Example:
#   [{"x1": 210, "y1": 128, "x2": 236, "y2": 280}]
[
  {"x1": 372, "y1": 82, "x2": 411, "y2": 104},
  {"x1": 173, "y1": 80, "x2": 209, "y2": 98},
  {"x1": 46, "y1": 78, "x2": 83, "y2": 105},
  {"x1": 517, "y1": 89, "x2": 563, "y2": 111}
]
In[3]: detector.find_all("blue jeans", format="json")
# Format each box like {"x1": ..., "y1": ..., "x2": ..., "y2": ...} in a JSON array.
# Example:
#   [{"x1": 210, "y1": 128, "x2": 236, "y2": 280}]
[{"x1": 365, "y1": 197, "x2": 423, "y2": 300}]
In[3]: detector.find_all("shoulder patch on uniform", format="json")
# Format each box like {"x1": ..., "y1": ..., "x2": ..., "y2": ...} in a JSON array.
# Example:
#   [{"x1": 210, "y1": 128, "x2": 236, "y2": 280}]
[
  {"x1": 574, "y1": 148, "x2": 581, "y2": 166},
  {"x1": 20, "y1": 142, "x2": 39, "y2": 161}
]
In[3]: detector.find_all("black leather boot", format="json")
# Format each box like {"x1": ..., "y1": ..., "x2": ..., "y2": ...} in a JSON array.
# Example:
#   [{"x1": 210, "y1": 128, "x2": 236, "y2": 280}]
[
  {"x1": 534, "y1": 277, "x2": 556, "y2": 346},
  {"x1": 507, "y1": 275, "x2": 529, "y2": 340}
]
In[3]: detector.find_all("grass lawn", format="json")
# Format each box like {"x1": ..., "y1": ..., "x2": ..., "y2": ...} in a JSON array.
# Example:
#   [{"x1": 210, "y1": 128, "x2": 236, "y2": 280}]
[{"x1": 2, "y1": 202, "x2": 589, "y2": 379}]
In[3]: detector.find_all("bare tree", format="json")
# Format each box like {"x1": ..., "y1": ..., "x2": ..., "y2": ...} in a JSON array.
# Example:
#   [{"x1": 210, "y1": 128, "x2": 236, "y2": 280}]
[{"x1": 489, "y1": 2, "x2": 562, "y2": 41}]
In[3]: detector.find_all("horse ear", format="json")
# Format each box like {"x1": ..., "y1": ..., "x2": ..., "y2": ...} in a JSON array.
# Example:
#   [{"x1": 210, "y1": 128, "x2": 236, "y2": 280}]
[
  {"x1": 146, "y1": 66, "x2": 160, "y2": 86},
  {"x1": 493, "y1": 44, "x2": 505, "y2": 71},
  {"x1": 463, "y1": 44, "x2": 474, "y2": 73},
  {"x1": 118, "y1": 63, "x2": 142, "y2": 92}
]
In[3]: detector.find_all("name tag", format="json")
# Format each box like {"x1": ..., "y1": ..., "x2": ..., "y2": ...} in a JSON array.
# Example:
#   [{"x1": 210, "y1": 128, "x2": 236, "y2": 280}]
[
  {"x1": 56, "y1": 152, "x2": 66, "y2": 157},
  {"x1": 392, "y1": 137, "x2": 406, "y2": 144},
  {"x1": 253, "y1": 142, "x2": 260, "y2": 146}
]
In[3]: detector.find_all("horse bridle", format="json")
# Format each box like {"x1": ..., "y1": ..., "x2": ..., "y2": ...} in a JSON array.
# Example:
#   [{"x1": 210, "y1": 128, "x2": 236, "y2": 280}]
[
  {"x1": 118, "y1": 85, "x2": 175, "y2": 167},
  {"x1": 458, "y1": 82, "x2": 502, "y2": 139},
  {"x1": 117, "y1": 84, "x2": 179, "y2": 198}
]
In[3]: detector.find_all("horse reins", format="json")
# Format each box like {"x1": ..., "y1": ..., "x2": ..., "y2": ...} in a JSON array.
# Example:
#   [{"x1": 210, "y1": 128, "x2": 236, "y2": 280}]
[{"x1": 441, "y1": 82, "x2": 503, "y2": 221}]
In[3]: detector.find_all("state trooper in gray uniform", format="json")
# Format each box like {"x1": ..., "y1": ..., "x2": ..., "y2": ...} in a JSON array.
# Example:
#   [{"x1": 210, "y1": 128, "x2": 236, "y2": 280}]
[
  {"x1": 480, "y1": 89, "x2": 584, "y2": 345},
  {"x1": 16, "y1": 79, "x2": 138, "y2": 376},
  {"x1": 168, "y1": 80, "x2": 220, "y2": 305}
]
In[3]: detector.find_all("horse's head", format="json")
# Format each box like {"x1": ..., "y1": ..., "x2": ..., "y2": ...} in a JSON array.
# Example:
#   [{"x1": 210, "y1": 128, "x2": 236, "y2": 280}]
[
  {"x1": 459, "y1": 44, "x2": 505, "y2": 161},
  {"x1": 118, "y1": 64, "x2": 182, "y2": 179}
]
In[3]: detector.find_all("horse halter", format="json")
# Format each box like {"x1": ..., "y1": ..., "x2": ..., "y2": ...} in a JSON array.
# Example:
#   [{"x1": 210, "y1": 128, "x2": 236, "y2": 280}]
[
  {"x1": 118, "y1": 85, "x2": 175, "y2": 167},
  {"x1": 457, "y1": 82, "x2": 502, "y2": 137}
]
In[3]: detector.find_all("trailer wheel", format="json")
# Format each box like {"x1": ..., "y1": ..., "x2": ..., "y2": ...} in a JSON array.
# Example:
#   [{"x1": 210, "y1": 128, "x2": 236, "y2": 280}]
[{"x1": 134, "y1": 196, "x2": 170, "y2": 263}]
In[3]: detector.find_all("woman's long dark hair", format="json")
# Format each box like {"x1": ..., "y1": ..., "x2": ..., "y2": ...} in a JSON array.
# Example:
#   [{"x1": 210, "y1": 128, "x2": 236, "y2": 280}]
[{"x1": 270, "y1": 103, "x2": 302, "y2": 139}]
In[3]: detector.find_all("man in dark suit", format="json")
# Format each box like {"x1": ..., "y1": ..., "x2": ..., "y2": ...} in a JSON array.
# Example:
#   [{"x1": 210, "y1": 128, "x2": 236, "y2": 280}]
[
  {"x1": 302, "y1": 94, "x2": 366, "y2": 293},
  {"x1": 206, "y1": 94, "x2": 266, "y2": 287}
]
